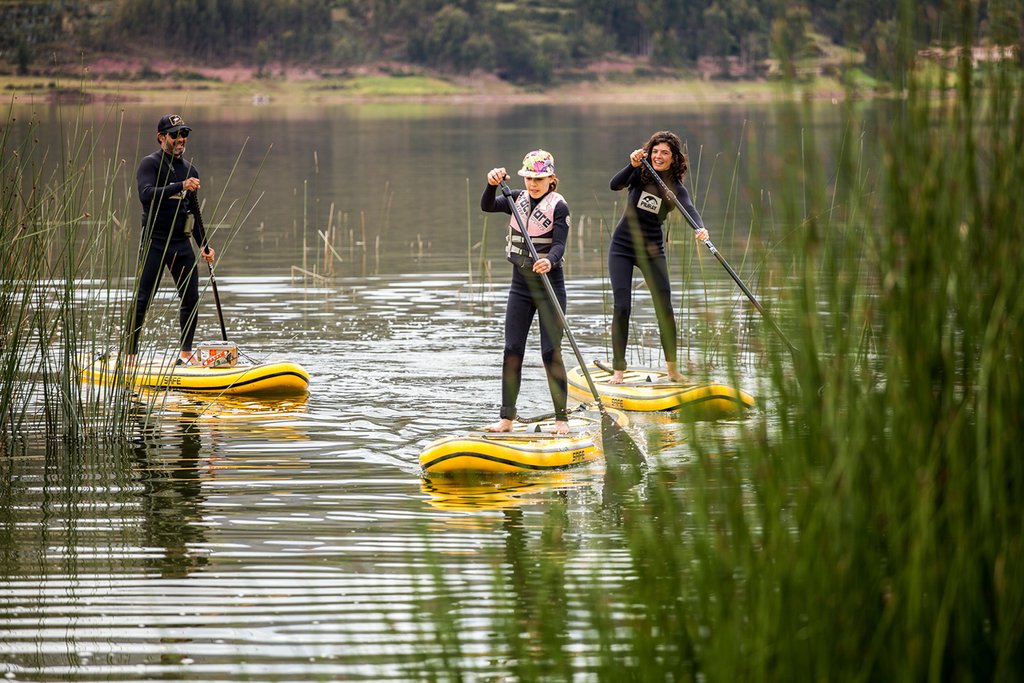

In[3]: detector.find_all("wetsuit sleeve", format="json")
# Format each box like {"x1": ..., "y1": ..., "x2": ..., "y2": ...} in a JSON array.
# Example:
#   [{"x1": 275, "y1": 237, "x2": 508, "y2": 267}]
[
  {"x1": 480, "y1": 183, "x2": 514, "y2": 214},
  {"x1": 137, "y1": 154, "x2": 185, "y2": 206},
  {"x1": 545, "y1": 200, "x2": 570, "y2": 267},
  {"x1": 675, "y1": 182, "x2": 705, "y2": 230},
  {"x1": 609, "y1": 164, "x2": 637, "y2": 191}
]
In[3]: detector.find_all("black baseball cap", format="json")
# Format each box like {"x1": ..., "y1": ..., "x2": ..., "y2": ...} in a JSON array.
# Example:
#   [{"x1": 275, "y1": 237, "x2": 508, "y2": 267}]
[{"x1": 157, "y1": 114, "x2": 191, "y2": 134}]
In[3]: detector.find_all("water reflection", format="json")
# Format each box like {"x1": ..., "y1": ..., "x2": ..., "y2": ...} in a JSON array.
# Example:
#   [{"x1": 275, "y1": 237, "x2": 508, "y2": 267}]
[
  {"x1": 499, "y1": 506, "x2": 573, "y2": 679},
  {"x1": 8, "y1": 100, "x2": 850, "y2": 277},
  {"x1": 131, "y1": 411, "x2": 209, "y2": 578},
  {"x1": 420, "y1": 471, "x2": 595, "y2": 512}
]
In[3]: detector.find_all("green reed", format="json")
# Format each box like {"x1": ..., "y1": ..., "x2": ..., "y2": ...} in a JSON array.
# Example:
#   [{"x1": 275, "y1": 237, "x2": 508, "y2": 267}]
[
  {"x1": 0, "y1": 104, "x2": 141, "y2": 444},
  {"x1": 410, "y1": 48, "x2": 1023, "y2": 683},
  {"x1": 1, "y1": 104, "x2": 260, "y2": 444}
]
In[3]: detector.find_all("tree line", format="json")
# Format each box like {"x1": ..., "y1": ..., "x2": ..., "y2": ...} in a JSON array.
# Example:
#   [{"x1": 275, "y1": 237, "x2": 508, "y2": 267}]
[{"x1": 6, "y1": 0, "x2": 1023, "y2": 83}]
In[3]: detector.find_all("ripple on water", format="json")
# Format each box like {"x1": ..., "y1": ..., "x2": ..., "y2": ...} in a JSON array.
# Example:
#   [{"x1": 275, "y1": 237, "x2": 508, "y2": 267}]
[{"x1": 3, "y1": 268, "x2": 766, "y2": 680}]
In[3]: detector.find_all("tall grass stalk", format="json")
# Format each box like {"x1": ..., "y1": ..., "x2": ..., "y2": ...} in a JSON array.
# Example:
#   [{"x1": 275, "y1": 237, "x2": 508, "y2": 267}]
[
  {"x1": 410, "y1": 43, "x2": 1024, "y2": 683},
  {"x1": 477, "y1": 216, "x2": 489, "y2": 303},
  {"x1": 2, "y1": 104, "x2": 136, "y2": 444},
  {"x1": 1, "y1": 104, "x2": 261, "y2": 444},
  {"x1": 465, "y1": 177, "x2": 473, "y2": 286}
]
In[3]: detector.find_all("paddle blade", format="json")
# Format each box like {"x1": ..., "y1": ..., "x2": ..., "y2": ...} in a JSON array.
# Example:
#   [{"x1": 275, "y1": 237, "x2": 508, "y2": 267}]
[{"x1": 600, "y1": 411, "x2": 645, "y2": 470}]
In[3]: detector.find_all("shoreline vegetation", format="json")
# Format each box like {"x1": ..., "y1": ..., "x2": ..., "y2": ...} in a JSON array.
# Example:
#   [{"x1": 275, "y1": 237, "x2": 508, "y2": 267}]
[
  {"x1": 2, "y1": 57, "x2": 862, "y2": 107},
  {"x1": 8, "y1": 43, "x2": 1010, "y2": 108},
  {"x1": 2, "y1": 0, "x2": 1016, "y2": 108}
]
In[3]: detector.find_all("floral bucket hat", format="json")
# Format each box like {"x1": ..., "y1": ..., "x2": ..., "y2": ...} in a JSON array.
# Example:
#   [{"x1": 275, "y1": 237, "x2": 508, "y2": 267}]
[{"x1": 517, "y1": 149, "x2": 555, "y2": 178}]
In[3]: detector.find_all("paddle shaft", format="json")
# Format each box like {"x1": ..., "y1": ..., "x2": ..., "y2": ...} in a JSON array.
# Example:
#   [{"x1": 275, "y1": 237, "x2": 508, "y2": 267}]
[
  {"x1": 641, "y1": 158, "x2": 798, "y2": 356},
  {"x1": 499, "y1": 180, "x2": 609, "y2": 411},
  {"x1": 189, "y1": 190, "x2": 228, "y2": 342}
]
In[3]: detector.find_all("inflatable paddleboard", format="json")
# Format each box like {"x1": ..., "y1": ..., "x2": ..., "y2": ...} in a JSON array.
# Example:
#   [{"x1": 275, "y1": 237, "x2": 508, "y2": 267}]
[
  {"x1": 82, "y1": 355, "x2": 310, "y2": 397},
  {"x1": 420, "y1": 407, "x2": 629, "y2": 474},
  {"x1": 567, "y1": 362, "x2": 754, "y2": 418}
]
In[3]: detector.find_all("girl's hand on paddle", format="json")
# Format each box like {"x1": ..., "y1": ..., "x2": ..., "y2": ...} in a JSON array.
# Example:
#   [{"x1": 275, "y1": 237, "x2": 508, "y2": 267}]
[
  {"x1": 533, "y1": 257, "x2": 553, "y2": 274},
  {"x1": 695, "y1": 228, "x2": 709, "y2": 242},
  {"x1": 183, "y1": 177, "x2": 200, "y2": 192},
  {"x1": 486, "y1": 167, "x2": 507, "y2": 186},
  {"x1": 629, "y1": 148, "x2": 645, "y2": 167},
  {"x1": 201, "y1": 246, "x2": 215, "y2": 263}
]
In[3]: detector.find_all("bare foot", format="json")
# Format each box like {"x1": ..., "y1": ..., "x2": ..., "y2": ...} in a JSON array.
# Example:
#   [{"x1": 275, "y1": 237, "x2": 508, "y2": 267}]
[
  {"x1": 483, "y1": 419, "x2": 514, "y2": 433},
  {"x1": 665, "y1": 362, "x2": 687, "y2": 383},
  {"x1": 607, "y1": 370, "x2": 625, "y2": 384},
  {"x1": 552, "y1": 420, "x2": 569, "y2": 435},
  {"x1": 177, "y1": 352, "x2": 200, "y2": 366}
]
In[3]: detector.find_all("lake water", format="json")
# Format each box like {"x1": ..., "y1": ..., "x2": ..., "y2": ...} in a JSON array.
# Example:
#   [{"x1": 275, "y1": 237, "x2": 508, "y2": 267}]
[{"x1": 2, "y1": 98, "x2": 852, "y2": 679}]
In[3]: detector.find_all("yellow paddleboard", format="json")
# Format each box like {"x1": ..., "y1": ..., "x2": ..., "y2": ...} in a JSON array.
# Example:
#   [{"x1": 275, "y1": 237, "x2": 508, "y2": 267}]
[
  {"x1": 420, "y1": 407, "x2": 629, "y2": 474},
  {"x1": 567, "y1": 363, "x2": 754, "y2": 417},
  {"x1": 82, "y1": 355, "x2": 310, "y2": 397}
]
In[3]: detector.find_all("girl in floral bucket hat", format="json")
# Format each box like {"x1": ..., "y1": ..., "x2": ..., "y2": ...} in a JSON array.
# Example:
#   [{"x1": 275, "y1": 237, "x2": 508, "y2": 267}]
[{"x1": 480, "y1": 150, "x2": 571, "y2": 435}]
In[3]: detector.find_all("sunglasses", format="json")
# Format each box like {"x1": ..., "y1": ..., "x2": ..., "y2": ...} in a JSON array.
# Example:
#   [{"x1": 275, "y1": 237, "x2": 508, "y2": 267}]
[{"x1": 165, "y1": 129, "x2": 190, "y2": 139}]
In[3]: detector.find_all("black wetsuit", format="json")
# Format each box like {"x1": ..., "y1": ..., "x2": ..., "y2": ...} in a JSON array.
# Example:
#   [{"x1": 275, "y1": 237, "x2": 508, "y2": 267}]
[
  {"x1": 481, "y1": 184, "x2": 570, "y2": 421},
  {"x1": 608, "y1": 164, "x2": 705, "y2": 371},
  {"x1": 127, "y1": 150, "x2": 206, "y2": 356}
]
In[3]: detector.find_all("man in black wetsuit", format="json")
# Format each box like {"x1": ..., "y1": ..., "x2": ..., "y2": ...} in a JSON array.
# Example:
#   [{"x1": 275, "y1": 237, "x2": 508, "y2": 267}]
[{"x1": 126, "y1": 114, "x2": 215, "y2": 366}]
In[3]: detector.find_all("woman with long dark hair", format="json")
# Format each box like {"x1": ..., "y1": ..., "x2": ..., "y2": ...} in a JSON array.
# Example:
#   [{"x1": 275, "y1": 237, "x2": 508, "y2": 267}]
[{"x1": 607, "y1": 131, "x2": 709, "y2": 384}]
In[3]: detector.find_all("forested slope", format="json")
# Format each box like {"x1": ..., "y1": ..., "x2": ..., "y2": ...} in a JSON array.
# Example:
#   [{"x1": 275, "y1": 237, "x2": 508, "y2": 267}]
[{"x1": 2, "y1": 0, "x2": 1021, "y2": 84}]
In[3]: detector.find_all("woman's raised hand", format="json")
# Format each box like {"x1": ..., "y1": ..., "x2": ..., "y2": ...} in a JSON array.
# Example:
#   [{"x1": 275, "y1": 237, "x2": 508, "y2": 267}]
[{"x1": 629, "y1": 148, "x2": 645, "y2": 167}]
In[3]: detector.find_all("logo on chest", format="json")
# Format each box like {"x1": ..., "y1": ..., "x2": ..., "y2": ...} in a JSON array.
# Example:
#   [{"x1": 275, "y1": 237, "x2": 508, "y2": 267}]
[
  {"x1": 637, "y1": 191, "x2": 662, "y2": 214},
  {"x1": 530, "y1": 206, "x2": 553, "y2": 229}
]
